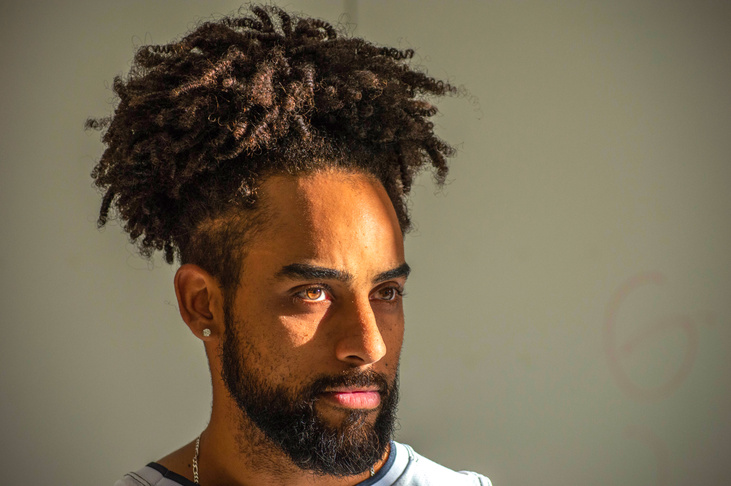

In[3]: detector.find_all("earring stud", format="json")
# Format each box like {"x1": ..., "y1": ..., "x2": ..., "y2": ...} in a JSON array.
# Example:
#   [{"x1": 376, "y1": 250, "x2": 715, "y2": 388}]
[{"x1": 202, "y1": 328, "x2": 211, "y2": 337}]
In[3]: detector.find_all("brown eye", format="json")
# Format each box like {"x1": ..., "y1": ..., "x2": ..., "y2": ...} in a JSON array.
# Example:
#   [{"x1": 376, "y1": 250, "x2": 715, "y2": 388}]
[
  {"x1": 306, "y1": 288, "x2": 323, "y2": 300},
  {"x1": 297, "y1": 287, "x2": 328, "y2": 302},
  {"x1": 374, "y1": 287, "x2": 399, "y2": 301}
]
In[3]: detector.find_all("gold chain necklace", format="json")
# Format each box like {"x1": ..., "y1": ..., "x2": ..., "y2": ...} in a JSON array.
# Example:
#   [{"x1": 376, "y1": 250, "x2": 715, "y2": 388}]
[{"x1": 192, "y1": 436, "x2": 201, "y2": 484}]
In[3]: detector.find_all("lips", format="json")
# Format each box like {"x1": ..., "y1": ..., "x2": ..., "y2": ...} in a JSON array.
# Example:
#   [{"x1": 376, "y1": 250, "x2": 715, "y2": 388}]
[{"x1": 321, "y1": 389, "x2": 382, "y2": 409}]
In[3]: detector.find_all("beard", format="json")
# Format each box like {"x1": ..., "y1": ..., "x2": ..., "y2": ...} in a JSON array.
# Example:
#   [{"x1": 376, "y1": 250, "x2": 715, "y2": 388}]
[{"x1": 220, "y1": 306, "x2": 399, "y2": 477}]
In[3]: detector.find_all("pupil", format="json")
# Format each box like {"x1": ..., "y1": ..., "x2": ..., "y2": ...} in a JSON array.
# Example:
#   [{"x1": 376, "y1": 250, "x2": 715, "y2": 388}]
[{"x1": 307, "y1": 289, "x2": 321, "y2": 299}]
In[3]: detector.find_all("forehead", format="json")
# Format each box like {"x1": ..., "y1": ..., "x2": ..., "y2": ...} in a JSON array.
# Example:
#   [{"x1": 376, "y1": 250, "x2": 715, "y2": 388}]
[
  {"x1": 264, "y1": 170, "x2": 393, "y2": 225},
  {"x1": 245, "y1": 170, "x2": 405, "y2": 274}
]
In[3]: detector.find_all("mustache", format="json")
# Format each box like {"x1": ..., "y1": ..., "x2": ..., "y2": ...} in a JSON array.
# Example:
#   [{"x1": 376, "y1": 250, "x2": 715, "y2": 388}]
[{"x1": 306, "y1": 369, "x2": 391, "y2": 399}]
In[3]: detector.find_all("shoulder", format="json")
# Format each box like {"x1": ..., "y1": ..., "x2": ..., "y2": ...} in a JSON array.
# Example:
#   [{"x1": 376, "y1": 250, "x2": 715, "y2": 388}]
[
  {"x1": 391, "y1": 442, "x2": 492, "y2": 486},
  {"x1": 114, "y1": 463, "x2": 194, "y2": 486}
]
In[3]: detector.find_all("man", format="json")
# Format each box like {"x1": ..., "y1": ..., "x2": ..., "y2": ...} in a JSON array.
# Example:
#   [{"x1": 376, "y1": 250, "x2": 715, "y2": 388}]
[{"x1": 89, "y1": 5, "x2": 491, "y2": 485}]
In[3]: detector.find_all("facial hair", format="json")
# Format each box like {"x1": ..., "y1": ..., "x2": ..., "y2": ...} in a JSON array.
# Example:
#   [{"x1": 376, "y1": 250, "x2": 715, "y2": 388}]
[{"x1": 220, "y1": 305, "x2": 399, "y2": 477}]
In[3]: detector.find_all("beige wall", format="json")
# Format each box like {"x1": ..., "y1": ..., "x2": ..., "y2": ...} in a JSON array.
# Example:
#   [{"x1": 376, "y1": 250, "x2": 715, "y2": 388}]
[{"x1": 1, "y1": 1, "x2": 729, "y2": 484}]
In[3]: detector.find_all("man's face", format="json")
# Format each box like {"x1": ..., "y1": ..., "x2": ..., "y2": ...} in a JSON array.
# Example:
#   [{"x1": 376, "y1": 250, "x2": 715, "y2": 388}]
[{"x1": 220, "y1": 169, "x2": 407, "y2": 476}]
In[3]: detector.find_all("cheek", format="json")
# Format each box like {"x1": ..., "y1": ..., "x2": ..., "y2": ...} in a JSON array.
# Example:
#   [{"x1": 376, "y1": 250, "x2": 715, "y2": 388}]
[
  {"x1": 236, "y1": 314, "x2": 322, "y2": 385},
  {"x1": 390, "y1": 322, "x2": 405, "y2": 357},
  {"x1": 278, "y1": 314, "x2": 322, "y2": 346},
  {"x1": 241, "y1": 292, "x2": 322, "y2": 344},
  {"x1": 375, "y1": 308, "x2": 405, "y2": 360}
]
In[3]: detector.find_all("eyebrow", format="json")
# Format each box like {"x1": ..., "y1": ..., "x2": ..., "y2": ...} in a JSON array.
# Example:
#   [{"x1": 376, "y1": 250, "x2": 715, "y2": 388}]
[
  {"x1": 373, "y1": 262, "x2": 411, "y2": 283},
  {"x1": 277, "y1": 263, "x2": 352, "y2": 282},
  {"x1": 276, "y1": 262, "x2": 410, "y2": 284}
]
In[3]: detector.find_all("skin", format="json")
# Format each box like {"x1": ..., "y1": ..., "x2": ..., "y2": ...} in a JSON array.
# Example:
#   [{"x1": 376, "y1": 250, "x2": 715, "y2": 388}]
[{"x1": 160, "y1": 169, "x2": 408, "y2": 486}]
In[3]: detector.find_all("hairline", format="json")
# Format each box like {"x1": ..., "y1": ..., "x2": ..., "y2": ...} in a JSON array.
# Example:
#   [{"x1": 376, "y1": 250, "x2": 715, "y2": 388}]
[{"x1": 184, "y1": 165, "x2": 399, "y2": 300}]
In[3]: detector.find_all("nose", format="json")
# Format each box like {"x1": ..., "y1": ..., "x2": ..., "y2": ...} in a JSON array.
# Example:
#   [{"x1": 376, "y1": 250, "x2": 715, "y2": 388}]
[{"x1": 334, "y1": 297, "x2": 387, "y2": 365}]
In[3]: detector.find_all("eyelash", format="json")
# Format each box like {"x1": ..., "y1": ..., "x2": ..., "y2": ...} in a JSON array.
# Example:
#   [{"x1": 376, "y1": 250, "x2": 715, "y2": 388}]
[
  {"x1": 292, "y1": 285, "x2": 404, "y2": 303},
  {"x1": 293, "y1": 285, "x2": 332, "y2": 303},
  {"x1": 372, "y1": 286, "x2": 404, "y2": 302}
]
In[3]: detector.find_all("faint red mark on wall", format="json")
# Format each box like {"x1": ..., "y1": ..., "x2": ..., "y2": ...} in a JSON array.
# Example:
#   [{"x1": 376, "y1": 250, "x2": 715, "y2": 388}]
[
  {"x1": 624, "y1": 424, "x2": 670, "y2": 486},
  {"x1": 604, "y1": 272, "x2": 699, "y2": 402}
]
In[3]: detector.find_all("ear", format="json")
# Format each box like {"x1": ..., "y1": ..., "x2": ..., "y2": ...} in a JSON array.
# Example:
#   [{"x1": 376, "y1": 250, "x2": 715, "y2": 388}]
[{"x1": 174, "y1": 264, "x2": 224, "y2": 341}]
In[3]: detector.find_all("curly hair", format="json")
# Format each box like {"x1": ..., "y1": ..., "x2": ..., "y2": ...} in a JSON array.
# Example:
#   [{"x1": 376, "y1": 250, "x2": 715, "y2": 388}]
[{"x1": 88, "y1": 5, "x2": 455, "y2": 292}]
